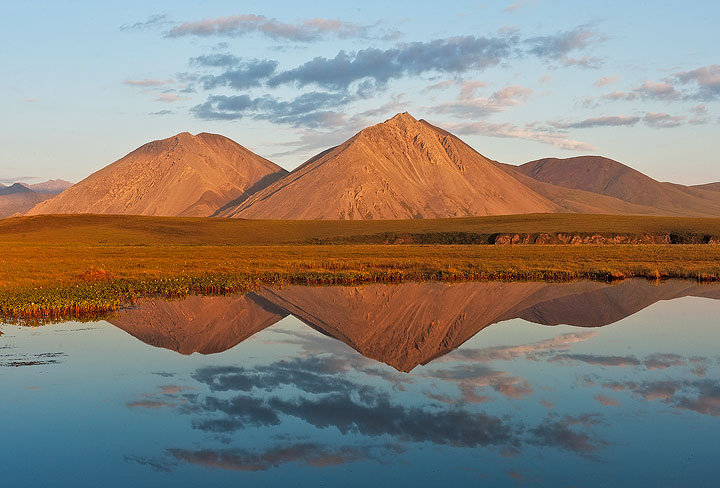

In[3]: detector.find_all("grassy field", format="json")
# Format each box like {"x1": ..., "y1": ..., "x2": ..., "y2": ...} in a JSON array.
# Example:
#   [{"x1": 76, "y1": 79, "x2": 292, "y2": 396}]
[
  {"x1": 2, "y1": 213, "x2": 720, "y2": 320},
  {"x1": 3, "y1": 212, "x2": 720, "y2": 245}
]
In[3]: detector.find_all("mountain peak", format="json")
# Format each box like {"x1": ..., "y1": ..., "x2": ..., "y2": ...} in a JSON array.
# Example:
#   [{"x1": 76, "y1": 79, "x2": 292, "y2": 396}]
[{"x1": 27, "y1": 133, "x2": 287, "y2": 217}]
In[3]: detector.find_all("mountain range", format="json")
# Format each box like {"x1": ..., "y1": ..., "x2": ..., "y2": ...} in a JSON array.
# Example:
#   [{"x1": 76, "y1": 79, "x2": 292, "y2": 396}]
[
  {"x1": 20, "y1": 113, "x2": 720, "y2": 219},
  {"x1": 0, "y1": 179, "x2": 72, "y2": 219}
]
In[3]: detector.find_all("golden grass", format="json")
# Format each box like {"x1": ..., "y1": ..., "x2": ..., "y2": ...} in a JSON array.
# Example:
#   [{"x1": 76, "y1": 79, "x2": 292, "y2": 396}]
[
  {"x1": 2, "y1": 212, "x2": 720, "y2": 245},
  {"x1": 2, "y1": 213, "x2": 720, "y2": 320}
]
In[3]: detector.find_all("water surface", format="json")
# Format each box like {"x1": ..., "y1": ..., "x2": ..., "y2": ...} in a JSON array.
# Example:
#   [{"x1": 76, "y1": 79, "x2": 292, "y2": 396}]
[{"x1": 1, "y1": 280, "x2": 719, "y2": 487}]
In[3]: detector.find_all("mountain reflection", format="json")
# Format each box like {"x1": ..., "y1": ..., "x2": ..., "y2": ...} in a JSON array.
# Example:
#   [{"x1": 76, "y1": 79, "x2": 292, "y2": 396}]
[{"x1": 110, "y1": 280, "x2": 720, "y2": 371}]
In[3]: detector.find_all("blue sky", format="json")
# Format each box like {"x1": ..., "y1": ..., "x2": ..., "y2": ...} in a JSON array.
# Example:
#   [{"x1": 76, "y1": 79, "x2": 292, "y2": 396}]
[{"x1": 1, "y1": 0, "x2": 718, "y2": 184}]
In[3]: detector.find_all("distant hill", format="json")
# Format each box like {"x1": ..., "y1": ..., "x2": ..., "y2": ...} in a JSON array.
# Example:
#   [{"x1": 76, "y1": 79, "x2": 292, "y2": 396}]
[
  {"x1": 692, "y1": 182, "x2": 720, "y2": 192},
  {"x1": 220, "y1": 113, "x2": 558, "y2": 219},
  {"x1": 0, "y1": 184, "x2": 53, "y2": 218},
  {"x1": 0, "y1": 183, "x2": 34, "y2": 196},
  {"x1": 21, "y1": 179, "x2": 73, "y2": 194},
  {"x1": 27, "y1": 132, "x2": 287, "y2": 217},
  {"x1": 513, "y1": 156, "x2": 720, "y2": 217}
]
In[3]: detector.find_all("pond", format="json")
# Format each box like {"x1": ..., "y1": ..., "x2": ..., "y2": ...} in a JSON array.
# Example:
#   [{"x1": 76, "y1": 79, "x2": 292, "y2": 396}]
[{"x1": 1, "y1": 280, "x2": 718, "y2": 487}]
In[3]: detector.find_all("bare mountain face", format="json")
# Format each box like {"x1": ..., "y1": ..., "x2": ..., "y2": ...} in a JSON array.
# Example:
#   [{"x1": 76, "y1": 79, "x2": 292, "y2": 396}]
[
  {"x1": 513, "y1": 156, "x2": 720, "y2": 217},
  {"x1": 27, "y1": 132, "x2": 287, "y2": 217},
  {"x1": 220, "y1": 113, "x2": 558, "y2": 219}
]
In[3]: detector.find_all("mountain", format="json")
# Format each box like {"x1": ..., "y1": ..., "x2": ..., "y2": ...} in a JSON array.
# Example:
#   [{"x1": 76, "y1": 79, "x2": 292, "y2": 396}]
[
  {"x1": 0, "y1": 183, "x2": 34, "y2": 196},
  {"x1": 513, "y1": 156, "x2": 720, "y2": 217},
  {"x1": 220, "y1": 113, "x2": 558, "y2": 219},
  {"x1": 109, "y1": 294, "x2": 288, "y2": 355},
  {"x1": 21, "y1": 179, "x2": 73, "y2": 194},
  {"x1": 27, "y1": 132, "x2": 287, "y2": 217},
  {"x1": 0, "y1": 185, "x2": 54, "y2": 218},
  {"x1": 107, "y1": 280, "x2": 720, "y2": 371},
  {"x1": 692, "y1": 182, "x2": 720, "y2": 192}
]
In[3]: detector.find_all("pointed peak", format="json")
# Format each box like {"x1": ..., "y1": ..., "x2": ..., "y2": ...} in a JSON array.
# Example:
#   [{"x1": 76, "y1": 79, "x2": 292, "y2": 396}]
[{"x1": 384, "y1": 112, "x2": 419, "y2": 125}]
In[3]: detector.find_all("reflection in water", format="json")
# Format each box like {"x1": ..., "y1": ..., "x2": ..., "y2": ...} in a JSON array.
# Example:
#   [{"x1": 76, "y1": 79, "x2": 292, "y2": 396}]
[
  {"x1": 111, "y1": 279, "x2": 720, "y2": 371},
  {"x1": 2, "y1": 279, "x2": 720, "y2": 487}
]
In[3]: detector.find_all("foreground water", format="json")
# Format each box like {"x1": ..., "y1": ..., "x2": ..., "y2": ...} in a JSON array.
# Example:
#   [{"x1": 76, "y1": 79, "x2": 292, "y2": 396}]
[{"x1": 1, "y1": 280, "x2": 719, "y2": 487}]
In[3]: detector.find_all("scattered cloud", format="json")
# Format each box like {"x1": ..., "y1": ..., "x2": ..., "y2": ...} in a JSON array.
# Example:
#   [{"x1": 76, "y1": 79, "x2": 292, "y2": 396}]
[
  {"x1": 197, "y1": 59, "x2": 279, "y2": 90},
  {"x1": 553, "y1": 115, "x2": 640, "y2": 129},
  {"x1": 559, "y1": 55, "x2": 602, "y2": 69},
  {"x1": 166, "y1": 14, "x2": 370, "y2": 42},
  {"x1": 123, "y1": 79, "x2": 173, "y2": 87},
  {"x1": 168, "y1": 443, "x2": 401, "y2": 472},
  {"x1": 266, "y1": 36, "x2": 517, "y2": 91},
  {"x1": 674, "y1": 64, "x2": 720, "y2": 100},
  {"x1": 643, "y1": 111, "x2": 684, "y2": 128},
  {"x1": 155, "y1": 93, "x2": 188, "y2": 103},
  {"x1": 191, "y1": 91, "x2": 354, "y2": 127},
  {"x1": 594, "y1": 394, "x2": 621, "y2": 407},
  {"x1": 689, "y1": 104, "x2": 709, "y2": 125},
  {"x1": 445, "y1": 120, "x2": 596, "y2": 151},
  {"x1": 120, "y1": 13, "x2": 172, "y2": 32},
  {"x1": 525, "y1": 24, "x2": 603, "y2": 61},
  {"x1": 432, "y1": 85, "x2": 532, "y2": 117},
  {"x1": 149, "y1": 109, "x2": 173, "y2": 116},
  {"x1": 594, "y1": 75, "x2": 620, "y2": 87}
]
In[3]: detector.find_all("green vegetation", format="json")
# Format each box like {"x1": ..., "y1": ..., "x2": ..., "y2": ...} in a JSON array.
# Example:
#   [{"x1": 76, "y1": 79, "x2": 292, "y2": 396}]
[{"x1": 2, "y1": 213, "x2": 720, "y2": 321}]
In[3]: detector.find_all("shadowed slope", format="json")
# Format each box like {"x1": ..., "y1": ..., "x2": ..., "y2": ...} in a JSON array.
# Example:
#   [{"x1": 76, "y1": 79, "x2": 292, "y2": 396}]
[
  {"x1": 222, "y1": 113, "x2": 558, "y2": 219},
  {"x1": 27, "y1": 132, "x2": 287, "y2": 217},
  {"x1": 515, "y1": 156, "x2": 720, "y2": 217}
]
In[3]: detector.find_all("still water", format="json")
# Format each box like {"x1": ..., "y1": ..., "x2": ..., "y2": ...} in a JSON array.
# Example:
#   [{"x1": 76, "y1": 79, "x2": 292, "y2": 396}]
[{"x1": 1, "y1": 280, "x2": 719, "y2": 487}]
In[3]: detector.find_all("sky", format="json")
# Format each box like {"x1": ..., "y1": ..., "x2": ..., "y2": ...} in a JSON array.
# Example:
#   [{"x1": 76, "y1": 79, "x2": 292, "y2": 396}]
[{"x1": 1, "y1": 0, "x2": 719, "y2": 185}]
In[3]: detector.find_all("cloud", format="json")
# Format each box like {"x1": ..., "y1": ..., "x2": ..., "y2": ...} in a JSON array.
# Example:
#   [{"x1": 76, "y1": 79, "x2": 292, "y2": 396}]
[
  {"x1": 445, "y1": 120, "x2": 596, "y2": 151},
  {"x1": 643, "y1": 353, "x2": 686, "y2": 370},
  {"x1": 689, "y1": 104, "x2": 709, "y2": 125},
  {"x1": 594, "y1": 75, "x2": 620, "y2": 87},
  {"x1": 554, "y1": 115, "x2": 641, "y2": 129},
  {"x1": 552, "y1": 353, "x2": 641, "y2": 367},
  {"x1": 167, "y1": 443, "x2": 401, "y2": 472},
  {"x1": 191, "y1": 91, "x2": 354, "y2": 127},
  {"x1": 127, "y1": 400, "x2": 174, "y2": 409},
  {"x1": 155, "y1": 93, "x2": 188, "y2": 103},
  {"x1": 527, "y1": 415, "x2": 606, "y2": 456},
  {"x1": 149, "y1": 110, "x2": 173, "y2": 116},
  {"x1": 189, "y1": 53, "x2": 244, "y2": 68},
  {"x1": 423, "y1": 363, "x2": 534, "y2": 401},
  {"x1": 674, "y1": 64, "x2": 720, "y2": 100},
  {"x1": 602, "y1": 81, "x2": 680, "y2": 101},
  {"x1": 525, "y1": 25, "x2": 603, "y2": 60},
  {"x1": 553, "y1": 112, "x2": 687, "y2": 130},
  {"x1": 504, "y1": 1, "x2": 527, "y2": 13},
  {"x1": 559, "y1": 55, "x2": 602, "y2": 69},
  {"x1": 603, "y1": 378, "x2": 720, "y2": 417},
  {"x1": 643, "y1": 112, "x2": 684, "y2": 128},
  {"x1": 197, "y1": 59, "x2": 279, "y2": 90},
  {"x1": 120, "y1": 13, "x2": 171, "y2": 31},
  {"x1": 266, "y1": 36, "x2": 517, "y2": 91},
  {"x1": 594, "y1": 394, "x2": 621, "y2": 407},
  {"x1": 166, "y1": 14, "x2": 368, "y2": 41},
  {"x1": 432, "y1": 85, "x2": 532, "y2": 118},
  {"x1": 123, "y1": 79, "x2": 173, "y2": 87}
]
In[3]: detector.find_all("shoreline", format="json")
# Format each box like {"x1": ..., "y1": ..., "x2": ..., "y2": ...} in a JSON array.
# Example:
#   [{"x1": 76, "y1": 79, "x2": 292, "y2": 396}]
[{"x1": 3, "y1": 259, "x2": 720, "y2": 322}]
